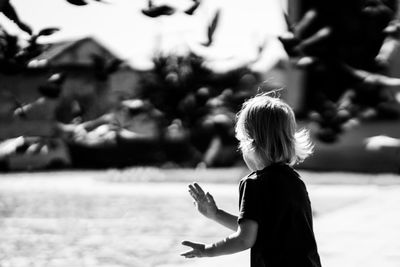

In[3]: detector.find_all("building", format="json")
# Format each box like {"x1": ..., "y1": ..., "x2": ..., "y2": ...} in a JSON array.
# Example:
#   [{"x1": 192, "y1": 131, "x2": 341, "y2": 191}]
[{"x1": 0, "y1": 37, "x2": 143, "y2": 138}]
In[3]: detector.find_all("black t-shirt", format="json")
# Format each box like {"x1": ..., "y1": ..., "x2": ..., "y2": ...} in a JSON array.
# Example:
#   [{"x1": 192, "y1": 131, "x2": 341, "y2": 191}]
[{"x1": 238, "y1": 163, "x2": 322, "y2": 267}]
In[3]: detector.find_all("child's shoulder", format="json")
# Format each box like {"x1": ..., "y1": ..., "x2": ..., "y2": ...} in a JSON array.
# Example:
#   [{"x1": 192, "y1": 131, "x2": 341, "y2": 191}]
[
  {"x1": 238, "y1": 171, "x2": 259, "y2": 189},
  {"x1": 240, "y1": 164, "x2": 303, "y2": 185},
  {"x1": 240, "y1": 170, "x2": 258, "y2": 182},
  {"x1": 256, "y1": 164, "x2": 305, "y2": 186}
]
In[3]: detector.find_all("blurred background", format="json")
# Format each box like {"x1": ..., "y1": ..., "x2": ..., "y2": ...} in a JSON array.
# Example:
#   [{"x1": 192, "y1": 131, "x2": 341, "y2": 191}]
[
  {"x1": 1, "y1": 0, "x2": 400, "y2": 172},
  {"x1": 1, "y1": 1, "x2": 400, "y2": 267}
]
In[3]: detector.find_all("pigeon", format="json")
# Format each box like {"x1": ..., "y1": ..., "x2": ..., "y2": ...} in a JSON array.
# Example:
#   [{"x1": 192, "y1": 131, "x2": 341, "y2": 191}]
[
  {"x1": 66, "y1": 0, "x2": 103, "y2": 6},
  {"x1": 184, "y1": 0, "x2": 200, "y2": 15},
  {"x1": 202, "y1": 9, "x2": 220, "y2": 47},
  {"x1": 0, "y1": 0, "x2": 32, "y2": 34},
  {"x1": 141, "y1": 0, "x2": 176, "y2": 18}
]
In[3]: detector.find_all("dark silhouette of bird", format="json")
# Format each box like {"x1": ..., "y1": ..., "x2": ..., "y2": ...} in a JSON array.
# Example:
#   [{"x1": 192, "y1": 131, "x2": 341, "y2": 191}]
[
  {"x1": 202, "y1": 9, "x2": 220, "y2": 47},
  {"x1": 184, "y1": 0, "x2": 201, "y2": 15},
  {"x1": 141, "y1": 0, "x2": 176, "y2": 18},
  {"x1": 0, "y1": 0, "x2": 32, "y2": 34},
  {"x1": 278, "y1": 0, "x2": 400, "y2": 142},
  {"x1": 66, "y1": 0, "x2": 103, "y2": 6},
  {"x1": 279, "y1": 9, "x2": 328, "y2": 61}
]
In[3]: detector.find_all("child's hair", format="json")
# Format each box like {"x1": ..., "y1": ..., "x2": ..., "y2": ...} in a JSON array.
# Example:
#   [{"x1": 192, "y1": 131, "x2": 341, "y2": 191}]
[{"x1": 235, "y1": 92, "x2": 313, "y2": 166}]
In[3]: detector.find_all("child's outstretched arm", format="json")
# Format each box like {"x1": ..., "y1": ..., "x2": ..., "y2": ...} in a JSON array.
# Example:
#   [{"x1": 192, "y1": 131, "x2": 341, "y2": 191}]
[
  {"x1": 181, "y1": 219, "x2": 258, "y2": 258},
  {"x1": 188, "y1": 183, "x2": 237, "y2": 231}
]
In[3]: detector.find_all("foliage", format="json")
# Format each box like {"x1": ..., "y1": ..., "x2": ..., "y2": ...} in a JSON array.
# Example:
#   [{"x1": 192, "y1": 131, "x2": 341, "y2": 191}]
[{"x1": 139, "y1": 52, "x2": 259, "y2": 124}]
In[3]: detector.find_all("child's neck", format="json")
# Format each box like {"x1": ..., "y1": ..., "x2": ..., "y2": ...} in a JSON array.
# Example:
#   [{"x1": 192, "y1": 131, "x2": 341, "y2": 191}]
[
  {"x1": 244, "y1": 150, "x2": 271, "y2": 171},
  {"x1": 253, "y1": 160, "x2": 270, "y2": 171}
]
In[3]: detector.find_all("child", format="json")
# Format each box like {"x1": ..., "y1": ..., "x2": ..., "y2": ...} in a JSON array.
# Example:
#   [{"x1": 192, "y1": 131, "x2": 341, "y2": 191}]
[{"x1": 181, "y1": 93, "x2": 322, "y2": 267}]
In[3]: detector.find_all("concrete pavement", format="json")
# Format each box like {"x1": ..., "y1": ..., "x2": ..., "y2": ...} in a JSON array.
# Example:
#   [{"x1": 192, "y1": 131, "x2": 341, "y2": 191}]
[
  {"x1": 166, "y1": 183, "x2": 400, "y2": 267},
  {"x1": 315, "y1": 185, "x2": 400, "y2": 267},
  {"x1": 1, "y1": 170, "x2": 400, "y2": 267}
]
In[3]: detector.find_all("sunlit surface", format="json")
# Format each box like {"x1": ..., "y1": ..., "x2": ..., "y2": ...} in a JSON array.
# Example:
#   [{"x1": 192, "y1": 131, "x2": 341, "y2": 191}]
[{"x1": 0, "y1": 169, "x2": 399, "y2": 267}]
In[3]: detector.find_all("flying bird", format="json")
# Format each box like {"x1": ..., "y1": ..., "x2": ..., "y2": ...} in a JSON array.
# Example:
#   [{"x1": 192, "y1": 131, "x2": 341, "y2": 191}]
[
  {"x1": 0, "y1": 0, "x2": 32, "y2": 34},
  {"x1": 141, "y1": 0, "x2": 176, "y2": 18},
  {"x1": 66, "y1": 0, "x2": 103, "y2": 6},
  {"x1": 184, "y1": 0, "x2": 201, "y2": 15},
  {"x1": 202, "y1": 9, "x2": 220, "y2": 47}
]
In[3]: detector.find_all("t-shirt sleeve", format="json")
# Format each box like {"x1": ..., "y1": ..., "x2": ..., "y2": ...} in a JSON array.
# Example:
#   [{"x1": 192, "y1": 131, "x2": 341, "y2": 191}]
[{"x1": 238, "y1": 178, "x2": 262, "y2": 224}]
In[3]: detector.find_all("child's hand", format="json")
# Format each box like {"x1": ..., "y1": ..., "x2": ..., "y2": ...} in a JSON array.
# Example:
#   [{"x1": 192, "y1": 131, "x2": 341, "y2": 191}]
[
  {"x1": 180, "y1": 241, "x2": 206, "y2": 258},
  {"x1": 188, "y1": 183, "x2": 218, "y2": 219}
]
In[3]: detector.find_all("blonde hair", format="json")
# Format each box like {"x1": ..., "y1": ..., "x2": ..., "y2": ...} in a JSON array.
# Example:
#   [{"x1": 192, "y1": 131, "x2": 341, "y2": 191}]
[{"x1": 235, "y1": 93, "x2": 313, "y2": 166}]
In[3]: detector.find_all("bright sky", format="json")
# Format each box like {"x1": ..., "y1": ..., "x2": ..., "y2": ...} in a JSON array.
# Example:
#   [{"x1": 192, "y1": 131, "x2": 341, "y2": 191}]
[{"x1": 2, "y1": 0, "x2": 288, "y2": 71}]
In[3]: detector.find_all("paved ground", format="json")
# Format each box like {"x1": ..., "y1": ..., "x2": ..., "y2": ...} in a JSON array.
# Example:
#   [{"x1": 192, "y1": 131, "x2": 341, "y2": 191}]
[
  {"x1": 176, "y1": 183, "x2": 400, "y2": 267},
  {"x1": 0, "y1": 169, "x2": 400, "y2": 267},
  {"x1": 160, "y1": 171, "x2": 400, "y2": 267}
]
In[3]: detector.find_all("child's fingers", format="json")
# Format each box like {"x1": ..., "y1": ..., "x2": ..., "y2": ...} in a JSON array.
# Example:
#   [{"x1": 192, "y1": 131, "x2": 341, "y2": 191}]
[
  {"x1": 193, "y1": 183, "x2": 206, "y2": 197},
  {"x1": 181, "y1": 240, "x2": 203, "y2": 249},
  {"x1": 181, "y1": 253, "x2": 193, "y2": 258},
  {"x1": 189, "y1": 189, "x2": 200, "y2": 202},
  {"x1": 188, "y1": 185, "x2": 201, "y2": 200},
  {"x1": 181, "y1": 241, "x2": 204, "y2": 258},
  {"x1": 180, "y1": 250, "x2": 195, "y2": 258},
  {"x1": 181, "y1": 240, "x2": 196, "y2": 248},
  {"x1": 188, "y1": 184, "x2": 199, "y2": 195},
  {"x1": 206, "y1": 192, "x2": 216, "y2": 205},
  {"x1": 180, "y1": 244, "x2": 194, "y2": 257},
  {"x1": 188, "y1": 183, "x2": 206, "y2": 200}
]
